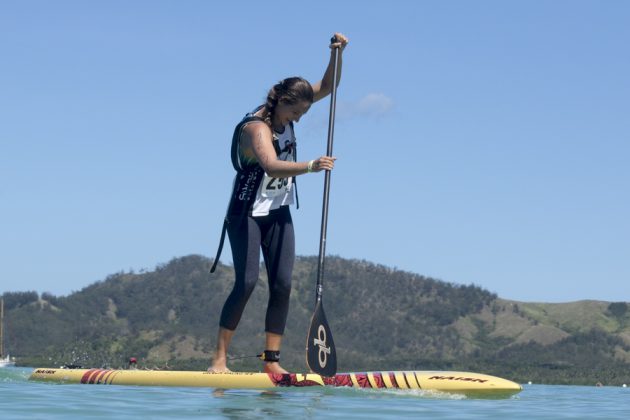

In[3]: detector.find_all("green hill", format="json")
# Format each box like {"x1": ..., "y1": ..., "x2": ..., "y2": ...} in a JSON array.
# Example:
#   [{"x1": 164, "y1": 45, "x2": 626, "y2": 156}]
[{"x1": 3, "y1": 255, "x2": 630, "y2": 385}]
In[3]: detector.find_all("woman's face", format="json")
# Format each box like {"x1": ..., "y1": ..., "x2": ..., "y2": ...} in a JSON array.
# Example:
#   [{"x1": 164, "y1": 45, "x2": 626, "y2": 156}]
[{"x1": 273, "y1": 100, "x2": 311, "y2": 128}]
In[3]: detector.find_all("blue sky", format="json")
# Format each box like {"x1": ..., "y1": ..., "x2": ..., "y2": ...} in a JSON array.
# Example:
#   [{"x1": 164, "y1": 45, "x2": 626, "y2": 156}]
[{"x1": 1, "y1": 0, "x2": 628, "y2": 303}]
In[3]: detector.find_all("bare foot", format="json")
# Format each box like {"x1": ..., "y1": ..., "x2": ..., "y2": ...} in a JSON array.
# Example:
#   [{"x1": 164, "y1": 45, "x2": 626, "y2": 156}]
[
  {"x1": 207, "y1": 366, "x2": 232, "y2": 373},
  {"x1": 263, "y1": 362, "x2": 289, "y2": 374},
  {"x1": 207, "y1": 359, "x2": 232, "y2": 373}
]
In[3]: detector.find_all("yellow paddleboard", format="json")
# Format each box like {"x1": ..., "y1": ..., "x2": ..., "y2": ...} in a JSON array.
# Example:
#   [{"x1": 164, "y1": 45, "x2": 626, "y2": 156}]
[{"x1": 30, "y1": 368, "x2": 521, "y2": 397}]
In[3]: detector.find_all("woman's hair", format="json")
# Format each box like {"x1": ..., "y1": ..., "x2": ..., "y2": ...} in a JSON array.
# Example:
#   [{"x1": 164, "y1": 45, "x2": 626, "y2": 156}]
[{"x1": 264, "y1": 77, "x2": 314, "y2": 127}]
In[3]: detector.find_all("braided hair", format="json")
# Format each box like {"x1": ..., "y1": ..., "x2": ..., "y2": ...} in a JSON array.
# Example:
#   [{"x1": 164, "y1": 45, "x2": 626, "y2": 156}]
[{"x1": 263, "y1": 77, "x2": 314, "y2": 128}]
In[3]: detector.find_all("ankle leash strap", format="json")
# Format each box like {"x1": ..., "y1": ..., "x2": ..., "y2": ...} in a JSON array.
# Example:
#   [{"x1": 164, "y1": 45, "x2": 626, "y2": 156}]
[{"x1": 258, "y1": 350, "x2": 280, "y2": 362}]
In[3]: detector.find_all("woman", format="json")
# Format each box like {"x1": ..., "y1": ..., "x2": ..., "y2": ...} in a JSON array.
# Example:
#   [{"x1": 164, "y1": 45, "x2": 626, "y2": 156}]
[{"x1": 210, "y1": 33, "x2": 349, "y2": 374}]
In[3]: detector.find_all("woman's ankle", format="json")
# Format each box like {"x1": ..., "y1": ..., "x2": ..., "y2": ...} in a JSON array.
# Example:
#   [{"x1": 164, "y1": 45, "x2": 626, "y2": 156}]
[{"x1": 263, "y1": 362, "x2": 288, "y2": 374}]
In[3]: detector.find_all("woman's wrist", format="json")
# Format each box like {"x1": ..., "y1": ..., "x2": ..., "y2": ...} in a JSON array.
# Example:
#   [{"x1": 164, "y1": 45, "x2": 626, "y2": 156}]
[{"x1": 307, "y1": 160, "x2": 315, "y2": 173}]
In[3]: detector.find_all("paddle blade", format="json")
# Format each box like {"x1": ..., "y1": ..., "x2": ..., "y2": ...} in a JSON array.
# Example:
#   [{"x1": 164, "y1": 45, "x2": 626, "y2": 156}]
[{"x1": 306, "y1": 301, "x2": 337, "y2": 376}]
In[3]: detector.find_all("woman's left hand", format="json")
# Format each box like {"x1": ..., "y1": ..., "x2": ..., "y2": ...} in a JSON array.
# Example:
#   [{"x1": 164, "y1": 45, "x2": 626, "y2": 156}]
[{"x1": 313, "y1": 156, "x2": 337, "y2": 172}]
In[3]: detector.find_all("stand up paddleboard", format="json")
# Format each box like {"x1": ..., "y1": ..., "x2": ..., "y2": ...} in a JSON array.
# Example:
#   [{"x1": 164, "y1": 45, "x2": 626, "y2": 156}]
[{"x1": 29, "y1": 368, "x2": 521, "y2": 397}]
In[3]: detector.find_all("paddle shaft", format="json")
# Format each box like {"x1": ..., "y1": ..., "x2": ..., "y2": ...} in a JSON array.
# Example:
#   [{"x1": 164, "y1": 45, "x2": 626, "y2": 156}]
[
  {"x1": 315, "y1": 43, "x2": 340, "y2": 304},
  {"x1": 1, "y1": 299, "x2": 4, "y2": 358}
]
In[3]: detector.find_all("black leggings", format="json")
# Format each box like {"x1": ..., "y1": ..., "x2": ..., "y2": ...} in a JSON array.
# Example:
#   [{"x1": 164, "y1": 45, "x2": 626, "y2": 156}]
[{"x1": 220, "y1": 206, "x2": 295, "y2": 335}]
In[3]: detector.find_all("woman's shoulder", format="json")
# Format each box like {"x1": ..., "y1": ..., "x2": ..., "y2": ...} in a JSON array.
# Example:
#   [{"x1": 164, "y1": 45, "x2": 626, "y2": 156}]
[{"x1": 241, "y1": 119, "x2": 271, "y2": 138}]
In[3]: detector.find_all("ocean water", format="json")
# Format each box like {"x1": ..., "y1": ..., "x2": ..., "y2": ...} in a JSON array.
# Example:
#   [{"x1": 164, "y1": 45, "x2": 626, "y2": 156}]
[{"x1": 1, "y1": 367, "x2": 629, "y2": 419}]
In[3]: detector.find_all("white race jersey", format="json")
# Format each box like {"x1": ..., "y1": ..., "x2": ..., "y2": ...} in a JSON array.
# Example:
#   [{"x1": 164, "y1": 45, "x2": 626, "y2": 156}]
[{"x1": 251, "y1": 124, "x2": 296, "y2": 216}]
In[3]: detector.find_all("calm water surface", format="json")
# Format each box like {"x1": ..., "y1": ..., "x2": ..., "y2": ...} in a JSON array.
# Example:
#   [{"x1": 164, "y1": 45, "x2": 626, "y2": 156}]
[{"x1": 1, "y1": 367, "x2": 629, "y2": 419}]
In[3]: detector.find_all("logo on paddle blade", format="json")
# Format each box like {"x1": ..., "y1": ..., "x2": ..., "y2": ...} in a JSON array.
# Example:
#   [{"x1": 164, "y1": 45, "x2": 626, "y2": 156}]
[{"x1": 313, "y1": 324, "x2": 331, "y2": 367}]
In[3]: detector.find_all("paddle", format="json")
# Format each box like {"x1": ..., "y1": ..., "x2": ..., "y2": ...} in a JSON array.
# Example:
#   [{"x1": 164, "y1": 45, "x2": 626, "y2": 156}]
[{"x1": 306, "y1": 36, "x2": 341, "y2": 377}]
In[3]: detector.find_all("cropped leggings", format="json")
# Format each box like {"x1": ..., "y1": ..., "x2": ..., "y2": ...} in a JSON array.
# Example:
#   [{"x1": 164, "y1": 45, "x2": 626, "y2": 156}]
[{"x1": 220, "y1": 205, "x2": 295, "y2": 335}]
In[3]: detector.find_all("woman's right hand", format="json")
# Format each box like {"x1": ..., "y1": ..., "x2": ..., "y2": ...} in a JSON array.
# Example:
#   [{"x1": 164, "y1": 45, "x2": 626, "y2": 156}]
[{"x1": 330, "y1": 33, "x2": 349, "y2": 51}]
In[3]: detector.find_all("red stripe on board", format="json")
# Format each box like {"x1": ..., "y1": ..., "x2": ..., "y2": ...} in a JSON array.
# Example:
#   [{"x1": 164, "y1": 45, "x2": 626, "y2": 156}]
[
  {"x1": 95, "y1": 370, "x2": 110, "y2": 384},
  {"x1": 354, "y1": 373, "x2": 371, "y2": 388},
  {"x1": 102, "y1": 370, "x2": 115, "y2": 385},
  {"x1": 88, "y1": 369, "x2": 104, "y2": 384},
  {"x1": 373, "y1": 373, "x2": 385, "y2": 388},
  {"x1": 81, "y1": 369, "x2": 98, "y2": 384},
  {"x1": 389, "y1": 373, "x2": 399, "y2": 388},
  {"x1": 325, "y1": 374, "x2": 351, "y2": 387}
]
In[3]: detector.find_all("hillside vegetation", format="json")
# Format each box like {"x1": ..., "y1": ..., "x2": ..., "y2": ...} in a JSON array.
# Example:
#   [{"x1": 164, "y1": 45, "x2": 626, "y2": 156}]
[{"x1": 3, "y1": 255, "x2": 629, "y2": 385}]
